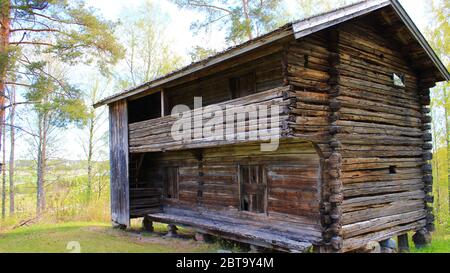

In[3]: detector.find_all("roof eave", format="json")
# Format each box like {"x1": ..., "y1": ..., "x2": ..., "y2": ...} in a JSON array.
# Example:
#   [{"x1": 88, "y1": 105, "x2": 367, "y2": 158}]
[
  {"x1": 293, "y1": 0, "x2": 391, "y2": 39},
  {"x1": 389, "y1": 0, "x2": 450, "y2": 82},
  {"x1": 94, "y1": 26, "x2": 294, "y2": 108}
]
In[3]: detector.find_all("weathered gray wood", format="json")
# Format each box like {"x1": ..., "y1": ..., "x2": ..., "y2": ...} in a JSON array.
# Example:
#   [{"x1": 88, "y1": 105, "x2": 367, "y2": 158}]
[
  {"x1": 105, "y1": 6, "x2": 446, "y2": 253},
  {"x1": 147, "y1": 209, "x2": 313, "y2": 253},
  {"x1": 356, "y1": 241, "x2": 381, "y2": 253},
  {"x1": 109, "y1": 100, "x2": 130, "y2": 227},
  {"x1": 397, "y1": 234, "x2": 410, "y2": 253},
  {"x1": 412, "y1": 229, "x2": 431, "y2": 248},
  {"x1": 166, "y1": 224, "x2": 178, "y2": 237},
  {"x1": 142, "y1": 215, "x2": 154, "y2": 232}
]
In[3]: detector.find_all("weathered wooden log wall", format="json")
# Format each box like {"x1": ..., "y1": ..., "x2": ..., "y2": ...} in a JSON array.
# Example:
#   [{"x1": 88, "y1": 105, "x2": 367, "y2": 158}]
[
  {"x1": 166, "y1": 52, "x2": 284, "y2": 110},
  {"x1": 129, "y1": 153, "x2": 162, "y2": 217},
  {"x1": 285, "y1": 32, "x2": 339, "y2": 251},
  {"x1": 285, "y1": 32, "x2": 332, "y2": 154},
  {"x1": 118, "y1": 12, "x2": 440, "y2": 251},
  {"x1": 132, "y1": 140, "x2": 323, "y2": 243},
  {"x1": 128, "y1": 86, "x2": 296, "y2": 153},
  {"x1": 284, "y1": 17, "x2": 434, "y2": 252},
  {"x1": 333, "y1": 20, "x2": 429, "y2": 252}
]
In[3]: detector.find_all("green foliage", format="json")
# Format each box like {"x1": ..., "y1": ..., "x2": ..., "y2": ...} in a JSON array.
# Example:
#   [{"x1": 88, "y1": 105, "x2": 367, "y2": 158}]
[
  {"x1": 427, "y1": 0, "x2": 450, "y2": 227},
  {"x1": 173, "y1": 0, "x2": 288, "y2": 45},
  {"x1": 294, "y1": 0, "x2": 358, "y2": 18},
  {"x1": 0, "y1": 159, "x2": 110, "y2": 223},
  {"x1": 189, "y1": 46, "x2": 218, "y2": 62},
  {"x1": 24, "y1": 60, "x2": 88, "y2": 128},
  {"x1": 10, "y1": 0, "x2": 125, "y2": 74},
  {"x1": 428, "y1": 0, "x2": 450, "y2": 65},
  {"x1": 114, "y1": 0, "x2": 183, "y2": 89}
]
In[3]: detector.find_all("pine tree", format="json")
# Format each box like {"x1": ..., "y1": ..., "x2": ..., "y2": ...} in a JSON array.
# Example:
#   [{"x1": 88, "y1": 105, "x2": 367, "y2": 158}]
[{"x1": 0, "y1": 0, "x2": 124, "y2": 169}]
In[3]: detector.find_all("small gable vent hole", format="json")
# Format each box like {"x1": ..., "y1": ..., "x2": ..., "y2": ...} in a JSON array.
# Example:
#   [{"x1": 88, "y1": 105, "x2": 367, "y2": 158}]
[
  {"x1": 389, "y1": 166, "x2": 397, "y2": 174},
  {"x1": 392, "y1": 73, "x2": 405, "y2": 87}
]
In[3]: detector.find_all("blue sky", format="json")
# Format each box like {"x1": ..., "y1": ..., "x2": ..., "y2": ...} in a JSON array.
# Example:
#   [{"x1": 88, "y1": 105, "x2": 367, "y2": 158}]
[{"x1": 13, "y1": 0, "x2": 435, "y2": 160}]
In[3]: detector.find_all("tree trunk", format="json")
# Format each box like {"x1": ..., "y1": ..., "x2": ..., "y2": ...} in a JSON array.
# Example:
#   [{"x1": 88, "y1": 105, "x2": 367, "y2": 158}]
[
  {"x1": 432, "y1": 118, "x2": 441, "y2": 223},
  {"x1": 36, "y1": 113, "x2": 47, "y2": 216},
  {"x1": 0, "y1": 1, "x2": 10, "y2": 161},
  {"x1": 87, "y1": 115, "x2": 94, "y2": 202},
  {"x1": 1, "y1": 113, "x2": 5, "y2": 219},
  {"x1": 443, "y1": 85, "x2": 450, "y2": 214},
  {"x1": 9, "y1": 84, "x2": 14, "y2": 215}
]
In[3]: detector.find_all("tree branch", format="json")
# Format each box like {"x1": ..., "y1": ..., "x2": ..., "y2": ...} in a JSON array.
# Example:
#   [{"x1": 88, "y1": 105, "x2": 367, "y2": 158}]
[
  {"x1": 19, "y1": 56, "x2": 69, "y2": 91},
  {"x1": 28, "y1": 11, "x2": 84, "y2": 26},
  {"x1": 10, "y1": 28, "x2": 60, "y2": 33},
  {"x1": 9, "y1": 41, "x2": 55, "y2": 46},
  {"x1": 5, "y1": 81, "x2": 33, "y2": 88},
  {"x1": 4, "y1": 101, "x2": 41, "y2": 109},
  {"x1": 1, "y1": 123, "x2": 39, "y2": 137},
  {"x1": 186, "y1": 1, "x2": 232, "y2": 14}
]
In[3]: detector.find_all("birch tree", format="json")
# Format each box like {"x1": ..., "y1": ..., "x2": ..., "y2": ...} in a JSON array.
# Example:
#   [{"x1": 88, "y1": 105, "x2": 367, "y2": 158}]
[
  {"x1": 25, "y1": 59, "x2": 86, "y2": 215},
  {"x1": 115, "y1": 1, "x2": 182, "y2": 89},
  {"x1": 427, "y1": 0, "x2": 450, "y2": 216},
  {"x1": 80, "y1": 77, "x2": 108, "y2": 202}
]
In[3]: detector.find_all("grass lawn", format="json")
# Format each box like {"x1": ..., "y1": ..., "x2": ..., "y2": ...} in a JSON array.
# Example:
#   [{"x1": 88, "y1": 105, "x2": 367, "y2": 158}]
[
  {"x1": 0, "y1": 221, "x2": 449, "y2": 253},
  {"x1": 0, "y1": 222, "x2": 222, "y2": 253}
]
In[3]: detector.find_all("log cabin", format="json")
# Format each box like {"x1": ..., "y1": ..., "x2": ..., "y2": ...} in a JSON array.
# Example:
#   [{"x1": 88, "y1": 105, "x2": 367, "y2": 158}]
[{"x1": 95, "y1": 0, "x2": 450, "y2": 253}]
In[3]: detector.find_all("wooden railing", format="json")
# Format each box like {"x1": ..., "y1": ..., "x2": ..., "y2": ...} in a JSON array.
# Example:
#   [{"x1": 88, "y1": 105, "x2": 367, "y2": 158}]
[{"x1": 128, "y1": 86, "x2": 296, "y2": 153}]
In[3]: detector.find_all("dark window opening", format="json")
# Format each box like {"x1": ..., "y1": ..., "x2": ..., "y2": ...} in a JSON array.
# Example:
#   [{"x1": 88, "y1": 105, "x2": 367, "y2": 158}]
[
  {"x1": 389, "y1": 166, "x2": 397, "y2": 174},
  {"x1": 230, "y1": 72, "x2": 256, "y2": 99},
  {"x1": 128, "y1": 92, "x2": 162, "y2": 123},
  {"x1": 392, "y1": 73, "x2": 405, "y2": 88},
  {"x1": 197, "y1": 190, "x2": 203, "y2": 198},
  {"x1": 164, "y1": 166, "x2": 179, "y2": 199},
  {"x1": 239, "y1": 165, "x2": 267, "y2": 213}
]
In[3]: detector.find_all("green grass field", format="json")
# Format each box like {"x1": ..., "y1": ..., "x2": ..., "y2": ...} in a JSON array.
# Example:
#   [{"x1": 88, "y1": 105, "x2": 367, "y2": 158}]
[
  {"x1": 0, "y1": 222, "x2": 221, "y2": 253},
  {"x1": 0, "y1": 221, "x2": 448, "y2": 253}
]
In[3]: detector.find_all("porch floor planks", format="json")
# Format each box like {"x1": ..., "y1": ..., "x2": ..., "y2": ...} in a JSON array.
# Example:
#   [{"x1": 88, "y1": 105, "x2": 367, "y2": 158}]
[{"x1": 146, "y1": 210, "x2": 314, "y2": 253}]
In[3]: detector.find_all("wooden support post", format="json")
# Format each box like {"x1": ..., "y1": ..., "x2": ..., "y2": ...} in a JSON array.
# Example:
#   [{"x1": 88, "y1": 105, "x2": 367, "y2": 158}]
[
  {"x1": 249, "y1": 245, "x2": 266, "y2": 253},
  {"x1": 195, "y1": 232, "x2": 212, "y2": 243},
  {"x1": 397, "y1": 234, "x2": 410, "y2": 253},
  {"x1": 166, "y1": 224, "x2": 178, "y2": 237},
  {"x1": 412, "y1": 229, "x2": 431, "y2": 249},
  {"x1": 380, "y1": 238, "x2": 396, "y2": 253},
  {"x1": 142, "y1": 216, "x2": 154, "y2": 232},
  {"x1": 112, "y1": 221, "x2": 127, "y2": 230},
  {"x1": 160, "y1": 89, "x2": 166, "y2": 117}
]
